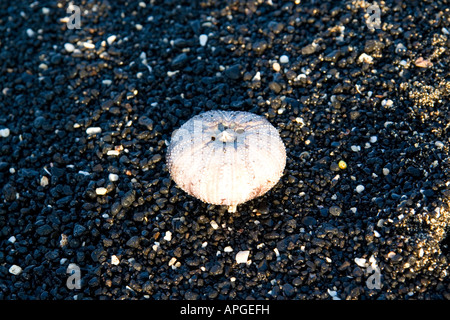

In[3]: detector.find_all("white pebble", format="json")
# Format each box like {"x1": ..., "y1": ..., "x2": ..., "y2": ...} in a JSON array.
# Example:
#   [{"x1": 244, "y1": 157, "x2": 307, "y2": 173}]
[
  {"x1": 356, "y1": 185, "x2": 365, "y2": 193},
  {"x1": 40, "y1": 176, "x2": 49, "y2": 187},
  {"x1": 9, "y1": 265, "x2": 22, "y2": 275},
  {"x1": 0, "y1": 128, "x2": 10, "y2": 137},
  {"x1": 382, "y1": 99, "x2": 393, "y2": 108},
  {"x1": 107, "y1": 150, "x2": 120, "y2": 156},
  {"x1": 42, "y1": 7, "x2": 50, "y2": 15},
  {"x1": 358, "y1": 53, "x2": 373, "y2": 64},
  {"x1": 279, "y1": 55, "x2": 289, "y2": 64},
  {"x1": 435, "y1": 141, "x2": 444, "y2": 149},
  {"x1": 135, "y1": 24, "x2": 143, "y2": 31},
  {"x1": 383, "y1": 168, "x2": 390, "y2": 175},
  {"x1": 224, "y1": 246, "x2": 233, "y2": 252},
  {"x1": 82, "y1": 42, "x2": 95, "y2": 49},
  {"x1": 235, "y1": 250, "x2": 250, "y2": 264},
  {"x1": 351, "y1": 145, "x2": 361, "y2": 152},
  {"x1": 9, "y1": 167, "x2": 15, "y2": 174},
  {"x1": 107, "y1": 35, "x2": 117, "y2": 45},
  {"x1": 273, "y1": 248, "x2": 280, "y2": 257},
  {"x1": 327, "y1": 289, "x2": 340, "y2": 300},
  {"x1": 26, "y1": 28, "x2": 35, "y2": 37},
  {"x1": 38, "y1": 63, "x2": 48, "y2": 70},
  {"x1": 108, "y1": 173, "x2": 119, "y2": 182},
  {"x1": 370, "y1": 136, "x2": 378, "y2": 143},
  {"x1": 210, "y1": 220, "x2": 219, "y2": 230},
  {"x1": 272, "y1": 62, "x2": 281, "y2": 72},
  {"x1": 163, "y1": 231, "x2": 172, "y2": 242},
  {"x1": 252, "y1": 71, "x2": 261, "y2": 81},
  {"x1": 86, "y1": 127, "x2": 102, "y2": 135},
  {"x1": 111, "y1": 255, "x2": 120, "y2": 265},
  {"x1": 8, "y1": 236, "x2": 16, "y2": 243},
  {"x1": 95, "y1": 187, "x2": 107, "y2": 195},
  {"x1": 354, "y1": 258, "x2": 366, "y2": 267},
  {"x1": 168, "y1": 257, "x2": 177, "y2": 267},
  {"x1": 167, "y1": 70, "x2": 179, "y2": 77},
  {"x1": 64, "y1": 43, "x2": 75, "y2": 52},
  {"x1": 102, "y1": 79, "x2": 112, "y2": 86},
  {"x1": 199, "y1": 34, "x2": 208, "y2": 46}
]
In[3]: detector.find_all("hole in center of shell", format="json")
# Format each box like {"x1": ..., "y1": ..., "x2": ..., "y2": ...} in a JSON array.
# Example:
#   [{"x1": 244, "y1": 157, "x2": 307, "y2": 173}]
[{"x1": 217, "y1": 129, "x2": 236, "y2": 143}]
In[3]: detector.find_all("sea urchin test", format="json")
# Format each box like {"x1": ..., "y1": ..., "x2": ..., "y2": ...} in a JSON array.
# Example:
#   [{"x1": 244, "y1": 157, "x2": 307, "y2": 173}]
[{"x1": 166, "y1": 110, "x2": 286, "y2": 213}]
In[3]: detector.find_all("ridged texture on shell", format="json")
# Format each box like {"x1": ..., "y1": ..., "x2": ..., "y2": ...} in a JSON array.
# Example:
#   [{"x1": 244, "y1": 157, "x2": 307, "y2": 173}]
[{"x1": 166, "y1": 110, "x2": 286, "y2": 208}]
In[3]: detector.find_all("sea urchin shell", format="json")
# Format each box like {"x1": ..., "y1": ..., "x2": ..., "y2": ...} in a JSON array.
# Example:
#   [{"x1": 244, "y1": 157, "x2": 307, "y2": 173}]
[{"x1": 166, "y1": 110, "x2": 286, "y2": 212}]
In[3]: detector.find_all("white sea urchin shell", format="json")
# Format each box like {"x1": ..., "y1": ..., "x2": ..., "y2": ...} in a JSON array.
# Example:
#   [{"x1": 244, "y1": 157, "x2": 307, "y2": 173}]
[{"x1": 166, "y1": 110, "x2": 286, "y2": 212}]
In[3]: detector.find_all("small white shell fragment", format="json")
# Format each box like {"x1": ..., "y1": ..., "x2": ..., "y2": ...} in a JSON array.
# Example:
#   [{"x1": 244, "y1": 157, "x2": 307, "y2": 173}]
[
  {"x1": 370, "y1": 136, "x2": 378, "y2": 143},
  {"x1": 95, "y1": 187, "x2": 107, "y2": 195},
  {"x1": 235, "y1": 250, "x2": 250, "y2": 264},
  {"x1": 111, "y1": 255, "x2": 120, "y2": 265},
  {"x1": 351, "y1": 145, "x2": 361, "y2": 152},
  {"x1": 199, "y1": 34, "x2": 208, "y2": 46},
  {"x1": 9, "y1": 265, "x2": 22, "y2": 275},
  {"x1": 224, "y1": 246, "x2": 233, "y2": 252},
  {"x1": 86, "y1": 127, "x2": 102, "y2": 135},
  {"x1": 8, "y1": 236, "x2": 16, "y2": 243},
  {"x1": 102, "y1": 79, "x2": 112, "y2": 86},
  {"x1": 0, "y1": 128, "x2": 10, "y2": 137},
  {"x1": 383, "y1": 168, "x2": 390, "y2": 175},
  {"x1": 355, "y1": 185, "x2": 365, "y2": 193},
  {"x1": 354, "y1": 258, "x2": 366, "y2": 267},
  {"x1": 40, "y1": 176, "x2": 49, "y2": 187},
  {"x1": 163, "y1": 231, "x2": 172, "y2": 242}
]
